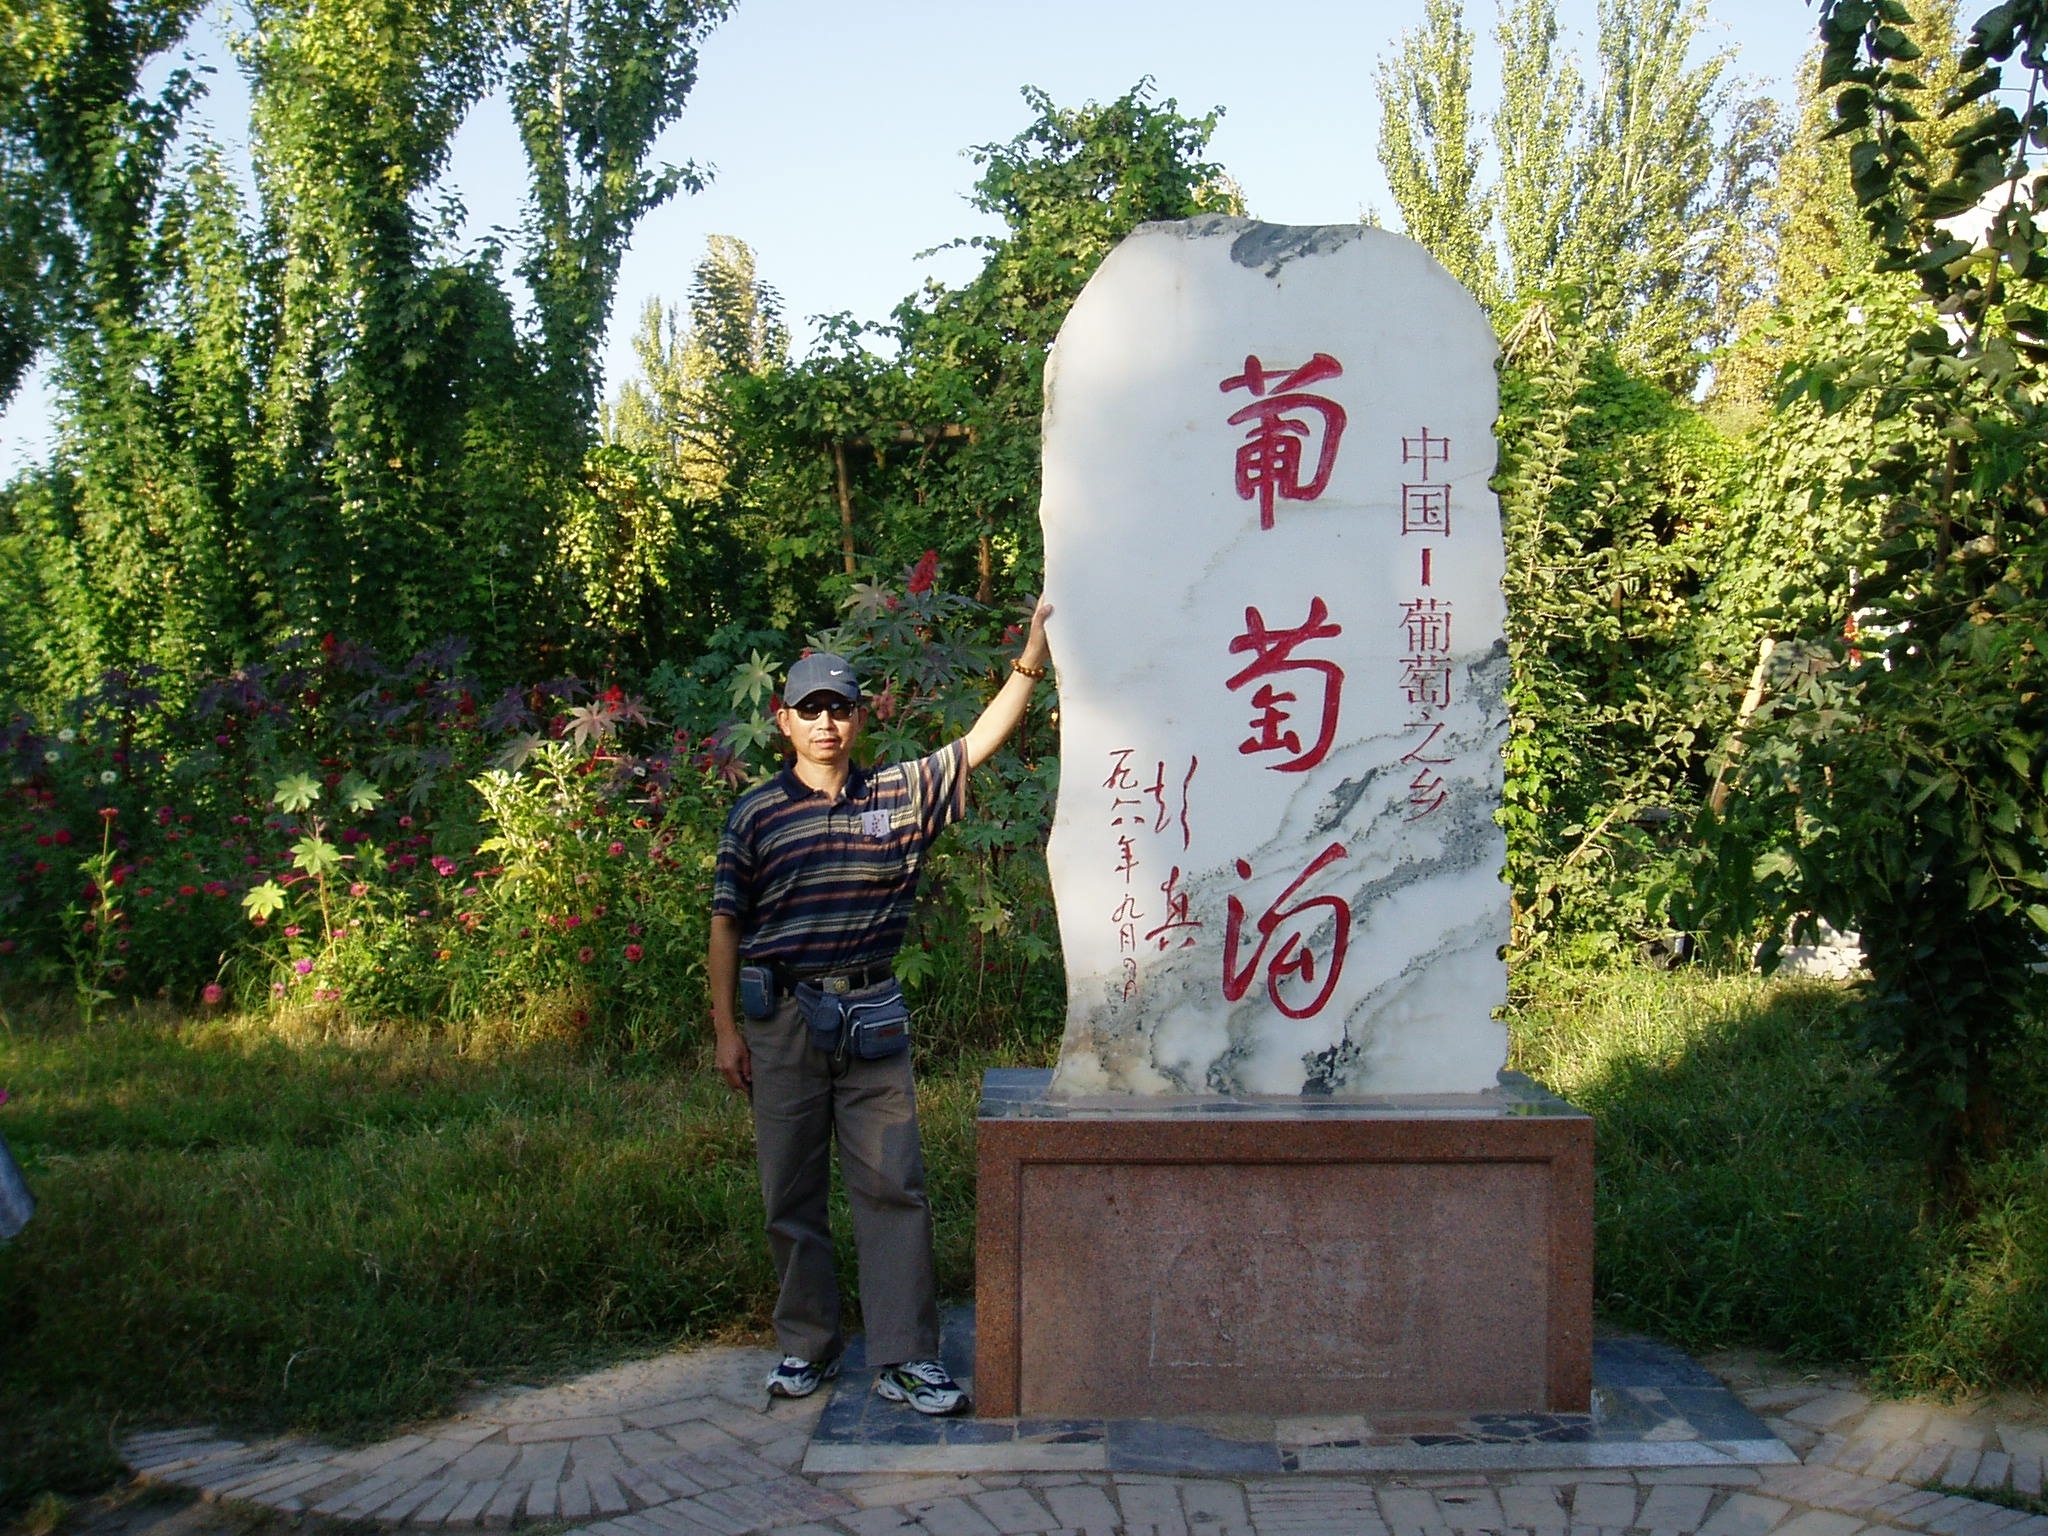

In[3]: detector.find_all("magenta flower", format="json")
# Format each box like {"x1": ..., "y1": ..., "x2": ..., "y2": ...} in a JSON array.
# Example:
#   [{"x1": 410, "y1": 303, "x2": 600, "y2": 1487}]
[
  {"x1": 431, "y1": 855, "x2": 457, "y2": 877},
  {"x1": 293, "y1": 958, "x2": 314, "y2": 975},
  {"x1": 202, "y1": 983, "x2": 225, "y2": 1006},
  {"x1": 283, "y1": 925, "x2": 301, "y2": 938},
  {"x1": 624, "y1": 944, "x2": 643, "y2": 963},
  {"x1": 577, "y1": 946, "x2": 595, "y2": 964},
  {"x1": 607, "y1": 841, "x2": 625, "y2": 856}
]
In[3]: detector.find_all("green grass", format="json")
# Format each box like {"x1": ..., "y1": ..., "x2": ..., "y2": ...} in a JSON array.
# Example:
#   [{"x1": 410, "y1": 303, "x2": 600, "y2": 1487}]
[
  {"x1": 0, "y1": 993, "x2": 1047, "y2": 1510},
  {"x1": 5, "y1": 963, "x2": 2047, "y2": 1513},
  {"x1": 1512, "y1": 963, "x2": 2048, "y2": 1389}
]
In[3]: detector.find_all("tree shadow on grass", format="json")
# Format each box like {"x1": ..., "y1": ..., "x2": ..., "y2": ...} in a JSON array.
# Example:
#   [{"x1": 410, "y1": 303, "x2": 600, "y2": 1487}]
[{"x1": 1511, "y1": 966, "x2": 2048, "y2": 1388}]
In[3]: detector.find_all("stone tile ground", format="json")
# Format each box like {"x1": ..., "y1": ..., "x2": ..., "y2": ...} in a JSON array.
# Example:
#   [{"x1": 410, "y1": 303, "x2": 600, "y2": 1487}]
[{"x1": 117, "y1": 1343, "x2": 2048, "y2": 1536}]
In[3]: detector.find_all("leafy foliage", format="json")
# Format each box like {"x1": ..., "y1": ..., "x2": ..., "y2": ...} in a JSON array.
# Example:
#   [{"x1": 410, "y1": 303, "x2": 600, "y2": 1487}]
[
  {"x1": 0, "y1": 0, "x2": 729, "y2": 701},
  {"x1": 1376, "y1": 0, "x2": 1782, "y2": 393},
  {"x1": 1684, "y1": 0, "x2": 2048, "y2": 1174}
]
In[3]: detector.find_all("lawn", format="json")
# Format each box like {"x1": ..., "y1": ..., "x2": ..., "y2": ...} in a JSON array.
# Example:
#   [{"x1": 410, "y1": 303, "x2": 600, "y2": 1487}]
[{"x1": 3, "y1": 966, "x2": 2046, "y2": 1512}]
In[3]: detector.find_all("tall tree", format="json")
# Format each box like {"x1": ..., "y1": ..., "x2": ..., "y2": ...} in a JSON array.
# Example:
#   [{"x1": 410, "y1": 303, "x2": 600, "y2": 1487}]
[
  {"x1": 1375, "y1": 0, "x2": 1497, "y2": 305},
  {"x1": 1689, "y1": 0, "x2": 2048, "y2": 1180},
  {"x1": 1494, "y1": 0, "x2": 1583, "y2": 298},
  {"x1": 608, "y1": 234, "x2": 787, "y2": 500},
  {"x1": 509, "y1": 0, "x2": 730, "y2": 431},
  {"x1": 0, "y1": 0, "x2": 733, "y2": 701},
  {"x1": 1378, "y1": 0, "x2": 1782, "y2": 392}
]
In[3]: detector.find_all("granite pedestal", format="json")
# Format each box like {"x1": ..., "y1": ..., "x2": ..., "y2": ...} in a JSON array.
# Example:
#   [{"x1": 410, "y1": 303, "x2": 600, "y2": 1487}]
[{"x1": 974, "y1": 1068, "x2": 1592, "y2": 1420}]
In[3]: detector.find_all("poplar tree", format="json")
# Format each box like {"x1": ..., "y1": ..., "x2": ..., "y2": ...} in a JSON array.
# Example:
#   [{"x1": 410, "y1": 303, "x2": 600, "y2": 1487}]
[
  {"x1": 1374, "y1": 0, "x2": 1781, "y2": 393},
  {"x1": 1374, "y1": 0, "x2": 1497, "y2": 306}
]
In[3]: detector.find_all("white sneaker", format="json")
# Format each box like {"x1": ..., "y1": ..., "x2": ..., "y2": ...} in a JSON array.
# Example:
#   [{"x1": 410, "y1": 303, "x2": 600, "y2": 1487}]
[{"x1": 873, "y1": 1359, "x2": 970, "y2": 1416}]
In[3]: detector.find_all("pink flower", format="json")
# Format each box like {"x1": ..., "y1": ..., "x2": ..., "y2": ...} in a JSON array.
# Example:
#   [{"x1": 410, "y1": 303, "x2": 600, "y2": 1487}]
[
  {"x1": 607, "y1": 841, "x2": 624, "y2": 856},
  {"x1": 283, "y1": 925, "x2": 301, "y2": 938},
  {"x1": 293, "y1": 958, "x2": 313, "y2": 975},
  {"x1": 202, "y1": 983, "x2": 225, "y2": 1006},
  {"x1": 577, "y1": 946, "x2": 595, "y2": 964},
  {"x1": 271, "y1": 982, "x2": 285, "y2": 998},
  {"x1": 431, "y1": 855, "x2": 457, "y2": 877},
  {"x1": 564, "y1": 914, "x2": 581, "y2": 929},
  {"x1": 624, "y1": 944, "x2": 643, "y2": 963},
  {"x1": 349, "y1": 883, "x2": 367, "y2": 897}
]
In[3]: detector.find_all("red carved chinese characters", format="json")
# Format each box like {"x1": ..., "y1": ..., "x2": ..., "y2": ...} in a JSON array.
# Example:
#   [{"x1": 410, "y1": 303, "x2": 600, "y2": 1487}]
[
  {"x1": 1221, "y1": 354, "x2": 1348, "y2": 530},
  {"x1": 1223, "y1": 843, "x2": 1352, "y2": 1019},
  {"x1": 1143, "y1": 865, "x2": 1203, "y2": 951},
  {"x1": 1400, "y1": 427, "x2": 1451, "y2": 537},
  {"x1": 1396, "y1": 430, "x2": 1455, "y2": 820},
  {"x1": 1226, "y1": 597, "x2": 1345, "y2": 773}
]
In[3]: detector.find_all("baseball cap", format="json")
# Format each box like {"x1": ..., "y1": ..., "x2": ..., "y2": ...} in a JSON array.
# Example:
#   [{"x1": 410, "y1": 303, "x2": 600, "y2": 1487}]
[{"x1": 784, "y1": 651, "x2": 861, "y2": 705}]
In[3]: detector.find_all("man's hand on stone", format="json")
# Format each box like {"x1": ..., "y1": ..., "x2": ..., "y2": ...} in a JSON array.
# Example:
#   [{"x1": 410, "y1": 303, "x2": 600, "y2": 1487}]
[{"x1": 1024, "y1": 597, "x2": 1053, "y2": 665}]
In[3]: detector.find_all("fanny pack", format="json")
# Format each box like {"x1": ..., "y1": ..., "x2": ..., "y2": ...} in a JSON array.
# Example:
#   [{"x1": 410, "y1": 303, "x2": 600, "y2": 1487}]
[{"x1": 794, "y1": 977, "x2": 911, "y2": 1062}]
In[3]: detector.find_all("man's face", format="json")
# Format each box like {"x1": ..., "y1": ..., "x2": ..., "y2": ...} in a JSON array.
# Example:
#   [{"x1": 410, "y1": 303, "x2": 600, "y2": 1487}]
[{"x1": 776, "y1": 692, "x2": 863, "y2": 769}]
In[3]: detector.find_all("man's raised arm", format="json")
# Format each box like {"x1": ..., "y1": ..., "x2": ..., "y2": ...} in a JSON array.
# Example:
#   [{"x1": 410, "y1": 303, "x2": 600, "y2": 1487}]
[{"x1": 963, "y1": 600, "x2": 1053, "y2": 771}]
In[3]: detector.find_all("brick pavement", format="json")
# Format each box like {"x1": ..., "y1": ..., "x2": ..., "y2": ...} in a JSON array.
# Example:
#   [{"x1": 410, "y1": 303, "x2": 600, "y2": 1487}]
[{"x1": 121, "y1": 1346, "x2": 2048, "y2": 1536}]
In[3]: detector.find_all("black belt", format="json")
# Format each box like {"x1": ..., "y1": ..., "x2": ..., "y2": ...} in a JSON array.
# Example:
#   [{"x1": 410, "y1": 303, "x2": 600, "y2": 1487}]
[{"x1": 771, "y1": 962, "x2": 891, "y2": 995}]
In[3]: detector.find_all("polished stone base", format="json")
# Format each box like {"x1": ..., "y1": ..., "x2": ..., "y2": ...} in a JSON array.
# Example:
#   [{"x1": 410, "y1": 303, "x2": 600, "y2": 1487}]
[
  {"x1": 802, "y1": 1308, "x2": 1793, "y2": 1476},
  {"x1": 973, "y1": 1069, "x2": 1593, "y2": 1421}
]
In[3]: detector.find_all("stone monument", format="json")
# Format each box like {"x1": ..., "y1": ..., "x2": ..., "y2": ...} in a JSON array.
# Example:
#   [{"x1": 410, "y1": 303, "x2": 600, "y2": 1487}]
[{"x1": 975, "y1": 217, "x2": 1592, "y2": 1420}]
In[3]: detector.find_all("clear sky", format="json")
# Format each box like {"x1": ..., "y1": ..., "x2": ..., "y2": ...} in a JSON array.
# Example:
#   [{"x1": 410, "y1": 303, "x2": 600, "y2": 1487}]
[{"x1": 0, "y1": 0, "x2": 1826, "y2": 469}]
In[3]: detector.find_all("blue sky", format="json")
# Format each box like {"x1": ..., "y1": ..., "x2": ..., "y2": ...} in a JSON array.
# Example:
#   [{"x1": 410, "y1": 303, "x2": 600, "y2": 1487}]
[{"x1": 0, "y1": 0, "x2": 1826, "y2": 468}]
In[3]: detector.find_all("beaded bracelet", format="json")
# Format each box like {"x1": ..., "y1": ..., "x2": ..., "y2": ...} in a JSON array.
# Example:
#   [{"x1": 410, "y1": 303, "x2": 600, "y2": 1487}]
[{"x1": 1011, "y1": 659, "x2": 1047, "y2": 680}]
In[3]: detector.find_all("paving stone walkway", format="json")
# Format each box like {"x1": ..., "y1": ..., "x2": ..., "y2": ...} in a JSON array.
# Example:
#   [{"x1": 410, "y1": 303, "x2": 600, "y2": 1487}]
[{"x1": 122, "y1": 1344, "x2": 2048, "y2": 1536}]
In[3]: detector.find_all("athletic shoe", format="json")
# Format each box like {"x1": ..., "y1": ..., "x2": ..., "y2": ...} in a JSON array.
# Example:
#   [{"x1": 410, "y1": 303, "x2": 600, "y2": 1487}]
[
  {"x1": 874, "y1": 1359, "x2": 971, "y2": 1416},
  {"x1": 764, "y1": 1355, "x2": 840, "y2": 1398}
]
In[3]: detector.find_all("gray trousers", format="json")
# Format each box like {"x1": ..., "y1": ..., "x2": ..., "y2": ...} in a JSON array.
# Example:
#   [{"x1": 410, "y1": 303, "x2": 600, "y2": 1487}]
[{"x1": 745, "y1": 995, "x2": 940, "y2": 1367}]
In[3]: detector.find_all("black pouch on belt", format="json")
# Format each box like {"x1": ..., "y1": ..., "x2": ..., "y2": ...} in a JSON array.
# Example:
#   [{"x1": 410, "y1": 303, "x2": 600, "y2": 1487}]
[
  {"x1": 738, "y1": 963, "x2": 777, "y2": 1020},
  {"x1": 793, "y1": 982, "x2": 845, "y2": 1055}
]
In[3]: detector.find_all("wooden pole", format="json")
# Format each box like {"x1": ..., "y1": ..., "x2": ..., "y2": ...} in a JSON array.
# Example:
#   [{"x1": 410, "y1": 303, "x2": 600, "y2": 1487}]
[
  {"x1": 1708, "y1": 636, "x2": 1778, "y2": 814},
  {"x1": 831, "y1": 439, "x2": 856, "y2": 576}
]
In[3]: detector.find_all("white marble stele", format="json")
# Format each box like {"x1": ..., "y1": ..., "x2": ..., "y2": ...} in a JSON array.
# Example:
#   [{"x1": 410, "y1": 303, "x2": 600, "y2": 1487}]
[{"x1": 1041, "y1": 216, "x2": 1508, "y2": 1097}]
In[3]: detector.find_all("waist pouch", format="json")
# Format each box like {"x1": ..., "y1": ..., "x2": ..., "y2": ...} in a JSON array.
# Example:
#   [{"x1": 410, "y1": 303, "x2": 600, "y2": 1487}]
[
  {"x1": 794, "y1": 977, "x2": 911, "y2": 1061},
  {"x1": 738, "y1": 963, "x2": 778, "y2": 1020}
]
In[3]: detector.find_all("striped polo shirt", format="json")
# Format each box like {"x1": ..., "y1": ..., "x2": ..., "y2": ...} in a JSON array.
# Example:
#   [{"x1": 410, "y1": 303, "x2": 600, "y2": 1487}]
[{"x1": 711, "y1": 740, "x2": 969, "y2": 972}]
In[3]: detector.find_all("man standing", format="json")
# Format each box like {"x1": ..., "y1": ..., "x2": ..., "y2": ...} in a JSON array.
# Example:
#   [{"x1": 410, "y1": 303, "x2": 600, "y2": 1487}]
[{"x1": 709, "y1": 602, "x2": 1052, "y2": 1416}]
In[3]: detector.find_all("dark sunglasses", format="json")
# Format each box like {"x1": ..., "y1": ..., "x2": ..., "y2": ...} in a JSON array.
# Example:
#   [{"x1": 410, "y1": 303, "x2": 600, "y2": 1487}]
[{"x1": 790, "y1": 700, "x2": 858, "y2": 722}]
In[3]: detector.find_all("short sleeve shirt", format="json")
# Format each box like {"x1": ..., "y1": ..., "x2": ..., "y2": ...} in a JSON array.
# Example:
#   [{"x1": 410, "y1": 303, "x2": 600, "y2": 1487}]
[{"x1": 711, "y1": 740, "x2": 969, "y2": 972}]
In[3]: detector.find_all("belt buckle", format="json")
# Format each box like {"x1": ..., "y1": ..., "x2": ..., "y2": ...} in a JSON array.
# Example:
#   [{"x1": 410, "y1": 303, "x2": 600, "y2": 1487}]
[{"x1": 821, "y1": 975, "x2": 851, "y2": 995}]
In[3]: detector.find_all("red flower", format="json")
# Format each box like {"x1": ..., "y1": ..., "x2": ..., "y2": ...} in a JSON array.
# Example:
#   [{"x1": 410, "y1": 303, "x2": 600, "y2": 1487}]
[
  {"x1": 178, "y1": 885, "x2": 197, "y2": 897},
  {"x1": 624, "y1": 944, "x2": 643, "y2": 963},
  {"x1": 577, "y1": 946, "x2": 595, "y2": 964},
  {"x1": 52, "y1": 829, "x2": 71, "y2": 846},
  {"x1": 908, "y1": 549, "x2": 938, "y2": 595}
]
